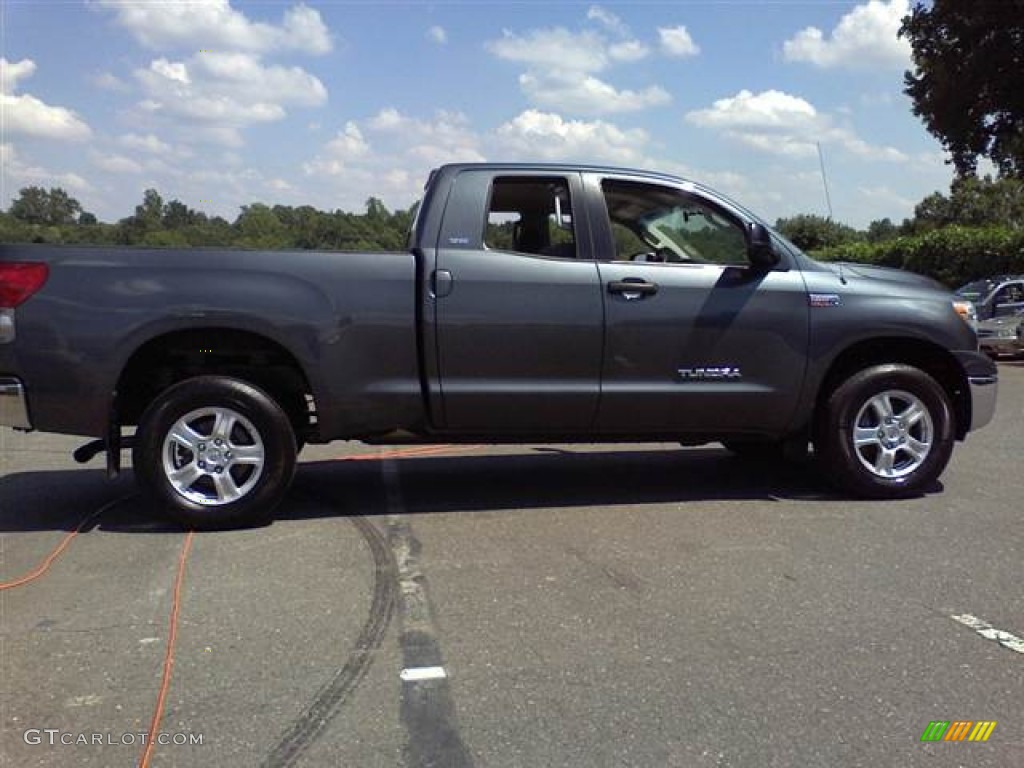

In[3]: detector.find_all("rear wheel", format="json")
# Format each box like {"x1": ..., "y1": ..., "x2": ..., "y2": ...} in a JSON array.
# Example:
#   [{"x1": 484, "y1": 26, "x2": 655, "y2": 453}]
[
  {"x1": 134, "y1": 376, "x2": 297, "y2": 529},
  {"x1": 815, "y1": 364, "x2": 954, "y2": 498}
]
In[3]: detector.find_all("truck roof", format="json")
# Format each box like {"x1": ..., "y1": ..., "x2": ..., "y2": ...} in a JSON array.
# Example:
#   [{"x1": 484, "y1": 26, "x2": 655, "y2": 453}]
[{"x1": 431, "y1": 161, "x2": 697, "y2": 188}]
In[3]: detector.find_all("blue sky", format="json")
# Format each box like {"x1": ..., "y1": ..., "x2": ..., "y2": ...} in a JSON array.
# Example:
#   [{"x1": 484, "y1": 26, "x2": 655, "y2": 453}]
[{"x1": 2, "y1": 1, "x2": 957, "y2": 227}]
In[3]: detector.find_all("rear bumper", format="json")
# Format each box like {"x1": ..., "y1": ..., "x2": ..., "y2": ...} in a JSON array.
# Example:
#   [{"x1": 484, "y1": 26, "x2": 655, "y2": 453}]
[{"x1": 0, "y1": 377, "x2": 32, "y2": 430}]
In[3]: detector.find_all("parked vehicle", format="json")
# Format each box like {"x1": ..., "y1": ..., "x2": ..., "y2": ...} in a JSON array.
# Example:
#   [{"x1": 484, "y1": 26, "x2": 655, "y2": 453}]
[
  {"x1": 977, "y1": 310, "x2": 1024, "y2": 359},
  {"x1": 956, "y1": 275, "x2": 1024, "y2": 321},
  {"x1": 0, "y1": 163, "x2": 998, "y2": 528}
]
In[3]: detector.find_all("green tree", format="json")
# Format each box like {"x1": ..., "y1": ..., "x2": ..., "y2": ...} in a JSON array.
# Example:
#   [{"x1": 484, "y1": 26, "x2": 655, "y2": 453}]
[
  {"x1": 234, "y1": 203, "x2": 288, "y2": 248},
  {"x1": 9, "y1": 186, "x2": 83, "y2": 225},
  {"x1": 901, "y1": 1, "x2": 1024, "y2": 177},
  {"x1": 365, "y1": 196, "x2": 389, "y2": 221},
  {"x1": 913, "y1": 176, "x2": 1024, "y2": 231},
  {"x1": 162, "y1": 199, "x2": 202, "y2": 230},
  {"x1": 866, "y1": 218, "x2": 899, "y2": 243},
  {"x1": 115, "y1": 188, "x2": 165, "y2": 244},
  {"x1": 135, "y1": 189, "x2": 164, "y2": 229},
  {"x1": 775, "y1": 214, "x2": 861, "y2": 252}
]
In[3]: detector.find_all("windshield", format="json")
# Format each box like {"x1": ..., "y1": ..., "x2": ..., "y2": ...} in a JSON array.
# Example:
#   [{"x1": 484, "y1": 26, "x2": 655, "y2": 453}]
[{"x1": 955, "y1": 279, "x2": 996, "y2": 301}]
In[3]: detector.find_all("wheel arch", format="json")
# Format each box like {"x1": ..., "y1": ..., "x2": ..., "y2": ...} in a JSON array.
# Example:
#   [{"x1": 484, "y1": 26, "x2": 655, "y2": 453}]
[
  {"x1": 116, "y1": 328, "x2": 317, "y2": 439},
  {"x1": 813, "y1": 337, "x2": 970, "y2": 440}
]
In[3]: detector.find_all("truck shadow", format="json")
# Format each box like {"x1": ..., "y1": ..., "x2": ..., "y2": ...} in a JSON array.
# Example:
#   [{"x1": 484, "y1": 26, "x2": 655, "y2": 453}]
[
  {"x1": 0, "y1": 447, "x2": 939, "y2": 533},
  {"x1": 283, "y1": 447, "x2": 849, "y2": 522},
  {"x1": 0, "y1": 470, "x2": 174, "y2": 533}
]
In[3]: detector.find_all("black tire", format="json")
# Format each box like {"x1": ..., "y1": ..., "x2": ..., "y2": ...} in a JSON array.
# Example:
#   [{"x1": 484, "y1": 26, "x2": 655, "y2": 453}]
[
  {"x1": 815, "y1": 364, "x2": 954, "y2": 499},
  {"x1": 134, "y1": 376, "x2": 297, "y2": 529}
]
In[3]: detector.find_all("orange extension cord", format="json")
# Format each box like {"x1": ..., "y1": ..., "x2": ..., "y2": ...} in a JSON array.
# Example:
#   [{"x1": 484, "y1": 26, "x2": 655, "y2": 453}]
[
  {"x1": 0, "y1": 497, "x2": 122, "y2": 591},
  {"x1": 138, "y1": 529, "x2": 194, "y2": 768},
  {"x1": 4, "y1": 445, "x2": 474, "y2": 766}
]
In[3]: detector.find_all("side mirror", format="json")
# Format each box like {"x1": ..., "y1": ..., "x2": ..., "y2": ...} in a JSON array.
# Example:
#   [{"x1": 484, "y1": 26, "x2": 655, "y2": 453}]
[{"x1": 747, "y1": 223, "x2": 780, "y2": 269}]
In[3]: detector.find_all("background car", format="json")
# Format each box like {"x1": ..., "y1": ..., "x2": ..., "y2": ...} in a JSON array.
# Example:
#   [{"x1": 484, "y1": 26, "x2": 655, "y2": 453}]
[
  {"x1": 956, "y1": 275, "x2": 1024, "y2": 320},
  {"x1": 977, "y1": 308, "x2": 1024, "y2": 359}
]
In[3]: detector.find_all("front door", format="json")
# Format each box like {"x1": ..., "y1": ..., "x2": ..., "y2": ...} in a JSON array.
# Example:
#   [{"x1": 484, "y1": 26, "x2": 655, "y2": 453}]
[{"x1": 589, "y1": 176, "x2": 810, "y2": 435}]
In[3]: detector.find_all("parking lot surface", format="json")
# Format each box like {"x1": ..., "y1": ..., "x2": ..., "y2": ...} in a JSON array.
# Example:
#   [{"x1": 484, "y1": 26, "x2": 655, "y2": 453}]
[{"x1": 2, "y1": 363, "x2": 1022, "y2": 767}]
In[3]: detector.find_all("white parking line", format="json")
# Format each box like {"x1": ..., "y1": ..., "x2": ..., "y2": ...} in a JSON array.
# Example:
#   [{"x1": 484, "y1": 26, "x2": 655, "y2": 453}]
[
  {"x1": 400, "y1": 666, "x2": 448, "y2": 682},
  {"x1": 951, "y1": 614, "x2": 1024, "y2": 654}
]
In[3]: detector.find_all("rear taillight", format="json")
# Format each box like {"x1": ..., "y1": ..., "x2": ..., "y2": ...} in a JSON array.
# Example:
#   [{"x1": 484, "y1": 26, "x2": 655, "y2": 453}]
[{"x1": 0, "y1": 262, "x2": 49, "y2": 308}]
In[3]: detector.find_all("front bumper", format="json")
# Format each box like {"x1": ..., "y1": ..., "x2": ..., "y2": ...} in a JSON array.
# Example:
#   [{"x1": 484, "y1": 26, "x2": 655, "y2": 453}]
[
  {"x1": 0, "y1": 377, "x2": 32, "y2": 430},
  {"x1": 979, "y1": 335, "x2": 1024, "y2": 357},
  {"x1": 968, "y1": 374, "x2": 998, "y2": 432},
  {"x1": 953, "y1": 350, "x2": 998, "y2": 434}
]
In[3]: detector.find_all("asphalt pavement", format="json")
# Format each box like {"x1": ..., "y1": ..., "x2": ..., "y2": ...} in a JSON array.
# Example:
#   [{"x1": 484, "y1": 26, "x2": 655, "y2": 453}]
[{"x1": 2, "y1": 363, "x2": 1022, "y2": 767}]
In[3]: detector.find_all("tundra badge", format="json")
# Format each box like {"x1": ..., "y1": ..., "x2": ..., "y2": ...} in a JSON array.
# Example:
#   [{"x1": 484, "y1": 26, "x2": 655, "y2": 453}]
[{"x1": 677, "y1": 366, "x2": 743, "y2": 381}]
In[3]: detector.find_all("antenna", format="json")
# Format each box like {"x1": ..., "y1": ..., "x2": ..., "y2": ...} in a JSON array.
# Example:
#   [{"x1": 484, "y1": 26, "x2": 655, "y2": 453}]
[{"x1": 816, "y1": 142, "x2": 834, "y2": 220}]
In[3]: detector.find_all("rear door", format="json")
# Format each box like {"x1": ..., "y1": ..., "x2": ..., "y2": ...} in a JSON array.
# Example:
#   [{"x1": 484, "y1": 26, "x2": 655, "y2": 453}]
[
  {"x1": 431, "y1": 170, "x2": 604, "y2": 432},
  {"x1": 585, "y1": 174, "x2": 811, "y2": 435}
]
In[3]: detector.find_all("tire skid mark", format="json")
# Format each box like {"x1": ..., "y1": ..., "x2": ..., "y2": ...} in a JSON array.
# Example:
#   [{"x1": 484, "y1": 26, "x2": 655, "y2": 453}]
[
  {"x1": 260, "y1": 502, "x2": 396, "y2": 768},
  {"x1": 383, "y1": 458, "x2": 476, "y2": 768}
]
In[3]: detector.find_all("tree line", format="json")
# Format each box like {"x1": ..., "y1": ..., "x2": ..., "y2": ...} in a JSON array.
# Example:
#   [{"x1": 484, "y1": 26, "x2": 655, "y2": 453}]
[
  {"x1": 5, "y1": 175, "x2": 1021, "y2": 252},
  {"x1": 0, "y1": 187, "x2": 416, "y2": 252}
]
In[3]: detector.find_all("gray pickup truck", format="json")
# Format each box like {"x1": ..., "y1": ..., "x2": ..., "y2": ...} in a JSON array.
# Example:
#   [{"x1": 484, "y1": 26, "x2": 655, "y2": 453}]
[{"x1": 0, "y1": 163, "x2": 998, "y2": 527}]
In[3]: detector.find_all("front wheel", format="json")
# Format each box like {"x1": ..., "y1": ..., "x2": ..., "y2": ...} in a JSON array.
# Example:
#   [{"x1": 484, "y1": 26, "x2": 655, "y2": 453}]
[
  {"x1": 134, "y1": 376, "x2": 297, "y2": 529},
  {"x1": 815, "y1": 364, "x2": 954, "y2": 499}
]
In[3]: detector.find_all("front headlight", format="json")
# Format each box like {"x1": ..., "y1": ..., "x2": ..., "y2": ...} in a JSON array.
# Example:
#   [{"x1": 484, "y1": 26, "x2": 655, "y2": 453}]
[{"x1": 953, "y1": 300, "x2": 978, "y2": 330}]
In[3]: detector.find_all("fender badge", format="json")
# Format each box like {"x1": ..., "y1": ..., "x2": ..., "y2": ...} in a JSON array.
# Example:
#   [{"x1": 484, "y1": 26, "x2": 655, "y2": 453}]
[
  {"x1": 678, "y1": 366, "x2": 743, "y2": 381},
  {"x1": 809, "y1": 293, "x2": 842, "y2": 308}
]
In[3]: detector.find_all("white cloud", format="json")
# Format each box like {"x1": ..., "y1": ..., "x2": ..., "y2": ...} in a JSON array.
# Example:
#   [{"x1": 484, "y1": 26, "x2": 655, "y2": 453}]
[
  {"x1": 367, "y1": 109, "x2": 485, "y2": 165},
  {"x1": 486, "y1": 19, "x2": 667, "y2": 116},
  {"x1": 659, "y1": 26, "x2": 700, "y2": 58},
  {"x1": 494, "y1": 110, "x2": 650, "y2": 166},
  {"x1": 118, "y1": 133, "x2": 173, "y2": 155},
  {"x1": 427, "y1": 25, "x2": 447, "y2": 45},
  {"x1": 686, "y1": 89, "x2": 908, "y2": 162},
  {"x1": 303, "y1": 122, "x2": 372, "y2": 175},
  {"x1": 132, "y1": 52, "x2": 327, "y2": 146},
  {"x1": 586, "y1": 6, "x2": 629, "y2": 37},
  {"x1": 304, "y1": 109, "x2": 483, "y2": 196},
  {"x1": 487, "y1": 28, "x2": 610, "y2": 73},
  {"x1": 856, "y1": 185, "x2": 916, "y2": 212},
  {"x1": 520, "y1": 72, "x2": 669, "y2": 115},
  {"x1": 151, "y1": 59, "x2": 190, "y2": 85},
  {"x1": 609, "y1": 40, "x2": 650, "y2": 63},
  {"x1": 1, "y1": 57, "x2": 36, "y2": 93},
  {"x1": 91, "y1": 151, "x2": 144, "y2": 174},
  {"x1": 367, "y1": 108, "x2": 405, "y2": 132},
  {"x1": 687, "y1": 89, "x2": 818, "y2": 131},
  {"x1": 92, "y1": 71, "x2": 131, "y2": 92},
  {"x1": 0, "y1": 58, "x2": 91, "y2": 141},
  {"x1": 1, "y1": 143, "x2": 91, "y2": 193},
  {"x1": 326, "y1": 122, "x2": 371, "y2": 159},
  {"x1": 300, "y1": 109, "x2": 486, "y2": 213},
  {"x1": 783, "y1": 0, "x2": 911, "y2": 70},
  {"x1": 97, "y1": 0, "x2": 331, "y2": 55}
]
